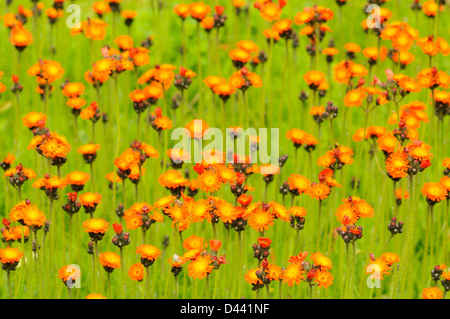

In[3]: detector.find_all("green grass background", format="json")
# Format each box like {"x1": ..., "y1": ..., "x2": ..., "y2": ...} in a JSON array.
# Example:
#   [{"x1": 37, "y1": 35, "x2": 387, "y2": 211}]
[{"x1": 0, "y1": 0, "x2": 449, "y2": 299}]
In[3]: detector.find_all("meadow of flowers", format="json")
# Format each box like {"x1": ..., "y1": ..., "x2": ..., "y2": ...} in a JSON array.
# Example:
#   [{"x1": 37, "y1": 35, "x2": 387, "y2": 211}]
[{"x1": 0, "y1": 0, "x2": 449, "y2": 300}]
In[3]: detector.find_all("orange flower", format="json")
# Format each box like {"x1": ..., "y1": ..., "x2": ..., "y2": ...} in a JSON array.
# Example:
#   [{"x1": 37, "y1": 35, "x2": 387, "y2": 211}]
[
  {"x1": 93, "y1": 1, "x2": 111, "y2": 17},
  {"x1": 99, "y1": 252, "x2": 121, "y2": 270},
  {"x1": 201, "y1": 16, "x2": 214, "y2": 30},
  {"x1": 392, "y1": 51, "x2": 415, "y2": 67},
  {"x1": 187, "y1": 254, "x2": 214, "y2": 279},
  {"x1": 183, "y1": 235, "x2": 205, "y2": 251},
  {"x1": 377, "y1": 132, "x2": 400, "y2": 155},
  {"x1": 307, "y1": 183, "x2": 331, "y2": 200},
  {"x1": 136, "y1": 244, "x2": 162, "y2": 262},
  {"x1": 58, "y1": 265, "x2": 81, "y2": 283},
  {"x1": 422, "y1": 0, "x2": 441, "y2": 17},
  {"x1": 158, "y1": 170, "x2": 189, "y2": 190},
  {"x1": 380, "y1": 252, "x2": 400, "y2": 266},
  {"x1": 0, "y1": 247, "x2": 24, "y2": 264},
  {"x1": 366, "y1": 257, "x2": 391, "y2": 280},
  {"x1": 421, "y1": 182, "x2": 448, "y2": 204},
  {"x1": 197, "y1": 169, "x2": 222, "y2": 194},
  {"x1": 83, "y1": 19, "x2": 108, "y2": 41},
  {"x1": 315, "y1": 270, "x2": 334, "y2": 289},
  {"x1": 86, "y1": 293, "x2": 107, "y2": 299},
  {"x1": 303, "y1": 71, "x2": 326, "y2": 89},
  {"x1": 421, "y1": 287, "x2": 443, "y2": 299},
  {"x1": 310, "y1": 252, "x2": 333, "y2": 270},
  {"x1": 174, "y1": 3, "x2": 190, "y2": 19},
  {"x1": 66, "y1": 97, "x2": 87, "y2": 110},
  {"x1": 65, "y1": 171, "x2": 90, "y2": 187},
  {"x1": 344, "y1": 88, "x2": 367, "y2": 107},
  {"x1": 115, "y1": 35, "x2": 134, "y2": 51},
  {"x1": 128, "y1": 263, "x2": 145, "y2": 281},
  {"x1": 286, "y1": 128, "x2": 307, "y2": 147},
  {"x1": 79, "y1": 192, "x2": 102, "y2": 208},
  {"x1": 288, "y1": 206, "x2": 307, "y2": 218},
  {"x1": 189, "y1": 2, "x2": 211, "y2": 21},
  {"x1": 82, "y1": 218, "x2": 109, "y2": 234},
  {"x1": 440, "y1": 176, "x2": 450, "y2": 193},
  {"x1": 335, "y1": 202, "x2": 358, "y2": 225},
  {"x1": 259, "y1": 2, "x2": 282, "y2": 22},
  {"x1": 10, "y1": 25, "x2": 33, "y2": 49},
  {"x1": 38, "y1": 132, "x2": 71, "y2": 160},
  {"x1": 22, "y1": 112, "x2": 47, "y2": 129},
  {"x1": 77, "y1": 143, "x2": 101, "y2": 155},
  {"x1": 245, "y1": 268, "x2": 263, "y2": 286},
  {"x1": 247, "y1": 206, "x2": 275, "y2": 232},
  {"x1": 287, "y1": 174, "x2": 311, "y2": 195},
  {"x1": 236, "y1": 40, "x2": 259, "y2": 54},
  {"x1": 282, "y1": 263, "x2": 305, "y2": 287},
  {"x1": 185, "y1": 119, "x2": 209, "y2": 139},
  {"x1": 62, "y1": 82, "x2": 85, "y2": 98},
  {"x1": 229, "y1": 49, "x2": 252, "y2": 65}
]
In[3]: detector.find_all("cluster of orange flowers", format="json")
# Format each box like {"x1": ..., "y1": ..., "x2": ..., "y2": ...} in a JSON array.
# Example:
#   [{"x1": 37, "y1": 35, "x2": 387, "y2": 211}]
[{"x1": 245, "y1": 250, "x2": 333, "y2": 291}]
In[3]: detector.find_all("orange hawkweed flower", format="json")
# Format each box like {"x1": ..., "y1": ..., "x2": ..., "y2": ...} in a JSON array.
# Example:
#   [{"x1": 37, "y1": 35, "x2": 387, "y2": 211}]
[
  {"x1": 136, "y1": 245, "x2": 162, "y2": 263},
  {"x1": 236, "y1": 40, "x2": 259, "y2": 54},
  {"x1": 86, "y1": 293, "x2": 107, "y2": 299},
  {"x1": 288, "y1": 206, "x2": 307, "y2": 218},
  {"x1": 386, "y1": 150, "x2": 409, "y2": 181},
  {"x1": 189, "y1": 2, "x2": 211, "y2": 21},
  {"x1": 421, "y1": 182, "x2": 448, "y2": 204},
  {"x1": 158, "y1": 170, "x2": 189, "y2": 190},
  {"x1": 187, "y1": 254, "x2": 214, "y2": 279},
  {"x1": 82, "y1": 218, "x2": 109, "y2": 235},
  {"x1": 245, "y1": 268, "x2": 264, "y2": 286},
  {"x1": 421, "y1": 287, "x2": 443, "y2": 299},
  {"x1": 422, "y1": 0, "x2": 442, "y2": 17},
  {"x1": 287, "y1": 174, "x2": 311, "y2": 195},
  {"x1": 344, "y1": 88, "x2": 367, "y2": 107},
  {"x1": 183, "y1": 235, "x2": 205, "y2": 251},
  {"x1": 282, "y1": 263, "x2": 305, "y2": 287},
  {"x1": 83, "y1": 19, "x2": 108, "y2": 41},
  {"x1": 185, "y1": 119, "x2": 209, "y2": 139},
  {"x1": 304, "y1": 71, "x2": 326, "y2": 90},
  {"x1": 65, "y1": 171, "x2": 90, "y2": 190},
  {"x1": 115, "y1": 35, "x2": 134, "y2": 51},
  {"x1": 335, "y1": 202, "x2": 358, "y2": 225},
  {"x1": 79, "y1": 192, "x2": 102, "y2": 208},
  {"x1": 10, "y1": 25, "x2": 33, "y2": 50},
  {"x1": 62, "y1": 82, "x2": 85, "y2": 98},
  {"x1": 174, "y1": 3, "x2": 190, "y2": 19},
  {"x1": 380, "y1": 252, "x2": 400, "y2": 266},
  {"x1": 315, "y1": 270, "x2": 334, "y2": 289},
  {"x1": 259, "y1": 2, "x2": 282, "y2": 22},
  {"x1": 200, "y1": 16, "x2": 214, "y2": 31},
  {"x1": 286, "y1": 128, "x2": 307, "y2": 148},
  {"x1": 229, "y1": 49, "x2": 252, "y2": 68},
  {"x1": 77, "y1": 143, "x2": 101, "y2": 155},
  {"x1": 22, "y1": 112, "x2": 47, "y2": 129},
  {"x1": 58, "y1": 265, "x2": 81, "y2": 285},
  {"x1": 307, "y1": 182, "x2": 331, "y2": 200},
  {"x1": 197, "y1": 169, "x2": 222, "y2": 194},
  {"x1": 310, "y1": 252, "x2": 333, "y2": 270},
  {"x1": 0, "y1": 247, "x2": 24, "y2": 266},
  {"x1": 99, "y1": 252, "x2": 121, "y2": 271},
  {"x1": 440, "y1": 176, "x2": 450, "y2": 193},
  {"x1": 366, "y1": 257, "x2": 391, "y2": 280},
  {"x1": 247, "y1": 206, "x2": 275, "y2": 232},
  {"x1": 93, "y1": 1, "x2": 111, "y2": 17},
  {"x1": 128, "y1": 263, "x2": 145, "y2": 281}
]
